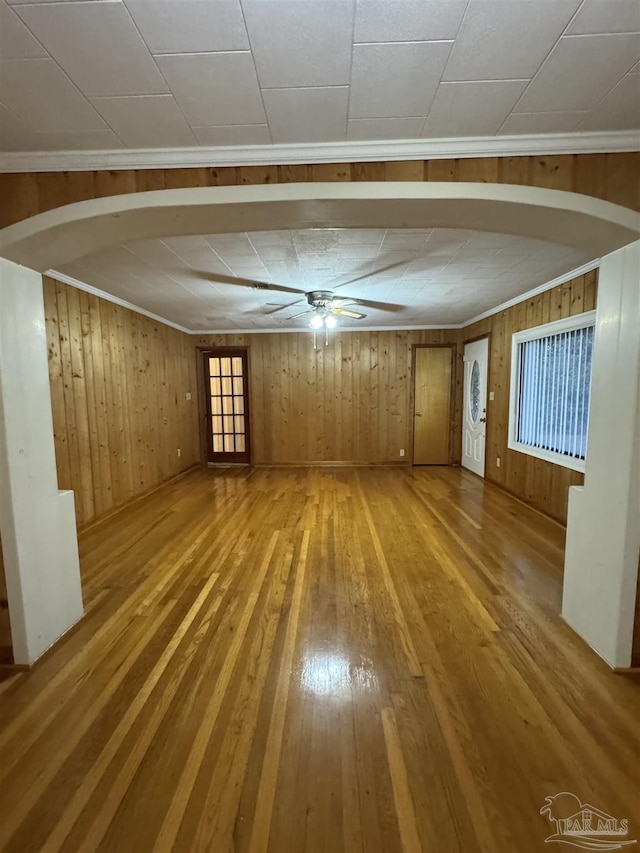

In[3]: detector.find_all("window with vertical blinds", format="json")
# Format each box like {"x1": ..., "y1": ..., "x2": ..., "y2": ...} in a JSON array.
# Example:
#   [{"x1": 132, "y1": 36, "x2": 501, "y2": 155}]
[{"x1": 508, "y1": 312, "x2": 596, "y2": 472}]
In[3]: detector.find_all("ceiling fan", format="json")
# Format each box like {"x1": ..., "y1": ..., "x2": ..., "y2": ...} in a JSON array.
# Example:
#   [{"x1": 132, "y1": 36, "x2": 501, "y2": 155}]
[
  {"x1": 290, "y1": 290, "x2": 367, "y2": 327},
  {"x1": 195, "y1": 260, "x2": 406, "y2": 329}
]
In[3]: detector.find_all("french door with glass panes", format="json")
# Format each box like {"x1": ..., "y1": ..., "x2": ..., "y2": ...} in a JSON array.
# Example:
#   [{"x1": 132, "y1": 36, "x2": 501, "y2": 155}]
[{"x1": 203, "y1": 349, "x2": 251, "y2": 463}]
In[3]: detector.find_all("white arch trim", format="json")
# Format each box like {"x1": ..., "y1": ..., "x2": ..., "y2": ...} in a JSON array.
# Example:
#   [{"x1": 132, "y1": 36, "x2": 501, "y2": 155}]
[{"x1": 1, "y1": 182, "x2": 638, "y2": 273}]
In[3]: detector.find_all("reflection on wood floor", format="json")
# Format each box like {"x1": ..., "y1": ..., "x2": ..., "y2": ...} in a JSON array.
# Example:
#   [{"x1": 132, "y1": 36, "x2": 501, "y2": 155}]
[{"x1": 0, "y1": 466, "x2": 638, "y2": 853}]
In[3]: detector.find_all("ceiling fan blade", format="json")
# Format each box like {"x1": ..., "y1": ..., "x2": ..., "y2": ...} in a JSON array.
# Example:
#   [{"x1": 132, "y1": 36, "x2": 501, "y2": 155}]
[
  {"x1": 333, "y1": 260, "x2": 409, "y2": 289},
  {"x1": 330, "y1": 298, "x2": 358, "y2": 307},
  {"x1": 263, "y1": 299, "x2": 305, "y2": 314},
  {"x1": 332, "y1": 307, "x2": 367, "y2": 319},
  {"x1": 333, "y1": 295, "x2": 403, "y2": 312},
  {"x1": 289, "y1": 308, "x2": 313, "y2": 320},
  {"x1": 194, "y1": 270, "x2": 305, "y2": 295}
]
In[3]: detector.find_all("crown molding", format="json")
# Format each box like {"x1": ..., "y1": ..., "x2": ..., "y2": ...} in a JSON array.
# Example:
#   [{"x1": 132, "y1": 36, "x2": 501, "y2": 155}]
[
  {"x1": 46, "y1": 271, "x2": 191, "y2": 334},
  {"x1": 3, "y1": 131, "x2": 639, "y2": 173},
  {"x1": 189, "y1": 324, "x2": 464, "y2": 335},
  {"x1": 48, "y1": 260, "x2": 601, "y2": 338},
  {"x1": 461, "y1": 259, "x2": 602, "y2": 328}
]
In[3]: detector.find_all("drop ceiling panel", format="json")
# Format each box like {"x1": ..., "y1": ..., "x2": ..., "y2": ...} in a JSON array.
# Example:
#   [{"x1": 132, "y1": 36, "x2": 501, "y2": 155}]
[
  {"x1": 515, "y1": 34, "x2": 640, "y2": 113},
  {"x1": 192, "y1": 124, "x2": 271, "y2": 146},
  {"x1": 346, "y1": 117, "x2": 425, "y2": 140},
  {"x1": 349, "y1": 41, "x2": 452, "y2": 118},
  {"x1": 55, "y1": 228, "x2": 594, "y2": 331},
  {"x1": 155, "y1": 52, "x2": 265, "y2": 126},
  {"x1": 242, "y1": 0, "x2": 354, "y2": 88},
  {"x1": 577, "y1": 74, "x2": 640, "y2": 131},
  {"x1": 126, "y1": 0, "x2": 250, "y2": 54},
  {"x1": 443, "y1": 0, "x2": 582, "y2": 81},
  {"x1": 422, "y1": 80, "x2": 528, "y2": 137},
  {"x1": 0, "y1": 0, "x2": 47, "y2": 60},
  {"x1": 15, "y1": 2, "x2": 169, "y2": 97},
  {"x1": 354, "y1": 0, "x2": 467, "y2": 43},
  {"x1": 0, "y1": 58, "x2": 107, "y2": 132},
  {"x1": 91, "y1": 95, "x2": 196, "y2": 148},
  {"x1": 262, "y1": 87, "x2": 349, "y2": 143},
  {"x1": 11, "y1": 129, "x2": 124, "y2": 151},
  {"x1": 566, "y1": 0, "x2": 640, "y2": 34},
  {"x1": 1, "y1": 0, "x2": 638, "y2": 153},
  {"x1": 0, "y1": 102, "x2": 29, "y2": 149},
  {"x1": 498, "y1": 110, "x2": 588, "y2": 135}
]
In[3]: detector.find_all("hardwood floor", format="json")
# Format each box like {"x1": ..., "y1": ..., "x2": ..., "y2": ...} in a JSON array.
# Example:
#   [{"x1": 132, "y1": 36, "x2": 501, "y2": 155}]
[{"x1": 0, "y1": 466, "x2": 638, "y2": 853}]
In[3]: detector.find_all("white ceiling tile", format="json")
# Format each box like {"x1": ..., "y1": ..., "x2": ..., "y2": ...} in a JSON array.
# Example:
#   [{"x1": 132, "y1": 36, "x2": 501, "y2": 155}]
[
  {"x1": 566, "y1": 0, "x2": 640, "y2": 34},
  {"x1": 126, "y1": 0, "x2": 249, "y2": 54},
  {"x1": 0, "y1": 58, "x2": 106, "y2": 132},
  {"x1": 15, "y1": 2, "x2": 168, "y2": 96},
  {"x1": 423, "y1": 80, "x2": 528, "y2": 137},
  {"x1": 577, "y1": 74, "x2": 640, "y2": 130},
  {"x1": 354, "y1": 0, "x2": 467, "y2": 42},
  {"x1": 192, "y1": 124, "x2": 271, "y2": 146},
  {"x1": 205, "y1": 233, "x2": 258, "y2": 253},
  {"x1": 55, "y1": 228, "x2": 592, "y2": 330},
  {"x1": 91, "y1": 94, "x2": 196, "y2": 147},
  {"x1": 262, "y1": 87, "x2": 348, "y2": 143},
  {"x1": 350, "y1": 41, "x2": 452, "y2": 118},
  {"x1": 498, "y1": 110, "x2": 588, "y2": 134},
  {"x1": 443, "y1": 0, "x2": 582, "y2": 81},
  {"x1": 0, "y1": 102, "x2": 30, "y2": 149},
  {"x1": 242, "y1": 0, "x2": 354, "y2": 88},
  {"x1": 6, "y1": 0, "x2": 104, "y2": 4},
  {"x1": 515, "y1": 34, "x2": 640, "y2": 112},
  {"x1": 0, "y1": 0, "x2": 48, "y2": 59},
  {"x1": 346, "y1": 117, "x2": 425, "y2": 140},
  {"x1": 155, "y1": 52, "x2": 265, "y2": 125},
  {"x1": 12, "y1": 129, "x2": 124, "y2": 151}
]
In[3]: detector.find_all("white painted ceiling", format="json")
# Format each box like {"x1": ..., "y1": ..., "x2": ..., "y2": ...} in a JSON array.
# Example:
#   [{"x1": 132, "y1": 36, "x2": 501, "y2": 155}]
[
  {"x1": 1, "y1": 0, "x2": 639, "y2": 153},
  {"x1": 54, "y1": 228, "x2": 592, "y2": 330}
]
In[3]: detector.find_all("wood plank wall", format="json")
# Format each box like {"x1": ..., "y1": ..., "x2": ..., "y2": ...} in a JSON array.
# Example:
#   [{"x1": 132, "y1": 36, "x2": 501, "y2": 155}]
[
  {"x1": 194, "y1": 331, "x2": 463, "y2": 466},
  {"x1": 464, "y1": 269, "x2": 598, "y2": 523},
  {"x1": 1, "y1": 153, "x2": 638, "y2": 229},
  {"x1": 43, "y1": 276, "x2": 200, "y2": 526}
]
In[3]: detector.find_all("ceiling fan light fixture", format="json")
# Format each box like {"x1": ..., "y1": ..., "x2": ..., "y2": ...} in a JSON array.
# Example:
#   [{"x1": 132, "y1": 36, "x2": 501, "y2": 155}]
[
  {"x1": 308, "y1": 313, "x2": 324, "y2": 329},
  {"x1": 325, "y1": 314, "x2": 337, "y2": 329}
]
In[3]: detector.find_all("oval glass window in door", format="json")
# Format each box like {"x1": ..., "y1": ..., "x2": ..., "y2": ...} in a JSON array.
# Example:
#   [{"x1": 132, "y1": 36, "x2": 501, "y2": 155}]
[{"x1": 470, "y1": 360, "x2": 480, "y2": 423}]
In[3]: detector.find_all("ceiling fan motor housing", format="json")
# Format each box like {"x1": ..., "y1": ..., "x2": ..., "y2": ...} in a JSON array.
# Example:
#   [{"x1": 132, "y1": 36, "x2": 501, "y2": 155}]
[{"x1": 306, "y1": 290, "x2": 335, "y2": 308}]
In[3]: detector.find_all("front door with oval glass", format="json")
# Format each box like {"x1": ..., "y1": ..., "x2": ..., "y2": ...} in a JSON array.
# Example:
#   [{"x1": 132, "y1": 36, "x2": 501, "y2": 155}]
[
  {"x1": 462, "y1": 338, "x2": 488, "y2": 477},
  {"x1": 203, "y1": 349, "x2": 251, "y2": 464}
]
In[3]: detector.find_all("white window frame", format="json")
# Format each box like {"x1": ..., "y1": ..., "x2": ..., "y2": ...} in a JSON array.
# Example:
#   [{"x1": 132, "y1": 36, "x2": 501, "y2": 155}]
[{"x1": 508, "y1": 311, "x2": 596, "y2": 473}]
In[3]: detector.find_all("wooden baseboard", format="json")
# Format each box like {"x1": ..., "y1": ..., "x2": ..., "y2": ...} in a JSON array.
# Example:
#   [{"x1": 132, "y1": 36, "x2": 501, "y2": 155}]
[
  {"x1": 254, "y1": 460, "x2": 413, "y2": 468},
  {"x1": 461, "y1": 469, "x2": 567, "y2": 528},
  {"x1": 78, "y1": 464, "x2": 202, "y2": 534}
]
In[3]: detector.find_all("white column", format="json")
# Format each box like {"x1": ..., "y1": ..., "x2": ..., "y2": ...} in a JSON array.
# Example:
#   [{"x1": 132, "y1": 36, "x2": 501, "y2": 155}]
[
  {"x1": 0, "y1": 258, "x2": 83, "y2": 665},
  {"x1": 563, "y1": 241, "x2": 640, "y2": 668}
]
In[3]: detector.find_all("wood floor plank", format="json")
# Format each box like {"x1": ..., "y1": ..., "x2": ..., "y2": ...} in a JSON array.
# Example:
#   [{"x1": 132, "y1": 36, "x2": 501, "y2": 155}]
[{"x1": 0, "y1": 466, "x2": 637, "y2": 853}]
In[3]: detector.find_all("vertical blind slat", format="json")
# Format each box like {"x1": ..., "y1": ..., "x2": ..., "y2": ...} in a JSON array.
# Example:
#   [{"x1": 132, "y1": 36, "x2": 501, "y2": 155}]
[{"x1": 516, "y1": 323, "x2": 594, "y2": 461}]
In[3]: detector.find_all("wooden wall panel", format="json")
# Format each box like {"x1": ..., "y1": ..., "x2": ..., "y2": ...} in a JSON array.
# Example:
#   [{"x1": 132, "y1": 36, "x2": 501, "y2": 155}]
[
  {"x1": 193, "y1": 329, "x2": 464, "y2": 467},
  {"x1": 43, "y1": 277, "x2": 200, "y2": 526},
  {"x1": 1, "y1": 153, "x2": 638, "y2": 228},
  {"x1": 463, "y1": 270, "x2": 598, "y2": 523}
]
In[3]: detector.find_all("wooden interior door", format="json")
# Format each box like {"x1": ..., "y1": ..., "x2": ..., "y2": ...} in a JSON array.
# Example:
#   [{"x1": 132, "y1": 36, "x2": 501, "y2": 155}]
[
  {"x1": 203, "y1": 349, "x2": 251, "y2": 464},
  {"x1": 413, "y1": 346, "x2": 452, "y2": 465}
]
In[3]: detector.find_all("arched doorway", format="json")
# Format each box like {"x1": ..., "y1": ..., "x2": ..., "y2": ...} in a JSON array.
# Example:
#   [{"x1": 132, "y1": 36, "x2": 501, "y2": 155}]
[{"x1": 1, "y1": 182, "x2": 638, "y2": 666}]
